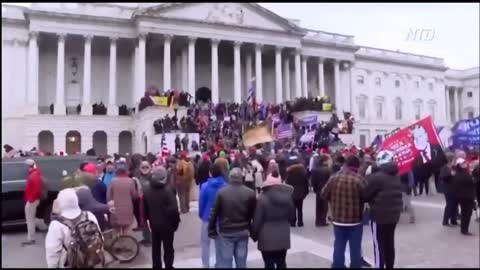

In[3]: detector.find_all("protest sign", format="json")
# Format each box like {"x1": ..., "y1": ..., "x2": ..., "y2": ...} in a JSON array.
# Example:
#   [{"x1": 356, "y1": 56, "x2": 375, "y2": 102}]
[
  {"x1": 450, "y1": 116, "x2": 480, "y2": 150},
  {"x1": 243, "y1": 124, "x2": 274, "y2": 147},
  {"x1": 379, "y1": 116, "x2": 444, "y2": 175}
]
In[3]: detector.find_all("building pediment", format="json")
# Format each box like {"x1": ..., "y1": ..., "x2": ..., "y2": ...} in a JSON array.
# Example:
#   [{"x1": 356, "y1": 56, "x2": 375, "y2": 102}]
[{"x1": 133, "y1": 3, "x2": 305, "y2": 34}]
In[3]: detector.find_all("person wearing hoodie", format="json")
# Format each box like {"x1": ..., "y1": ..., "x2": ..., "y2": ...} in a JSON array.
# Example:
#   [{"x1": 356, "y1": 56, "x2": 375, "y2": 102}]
[
  {"x1": 285, "y1": 155, "x2": 308, "y2": 227},
  {"x1": 45, "y1": 188, "x2": 101, "y2": 268},
  {"x1": 451, "y1": 158, "x2": 476, "y2": 235},
  {"x1": 143, "y1": 166, "x2": 180, "y2": 269},
  {"x1": 23, "y1": 158, "x2": 43, "y2": 246},
  {"x1": 362, "y1": 150, "x2": 403, "y2": 269},
  {"x1": 208, "y1": 168, "x2": 257, "y2": 268},
  {"x1": 198, "y1": 163, "x2": 227, "y2": 268},
  {"x1": 252, "y1": 171, "x2": 295, "y2": 268},
  {"x1": 107, "y1": 161, "x2": 138, "y2": 235},
  {"x1": 101, "y1": 160, "x2": 116, "y2": 189},
  {"x1": 75, "y1": 187, "x2": 110, "y2": 231},
  {"x1": 176, "y1": 152, "x2": 195, "y2": 214},
  {"x1": 311, "y1": 155, "x2": 331, "y2": 227}
]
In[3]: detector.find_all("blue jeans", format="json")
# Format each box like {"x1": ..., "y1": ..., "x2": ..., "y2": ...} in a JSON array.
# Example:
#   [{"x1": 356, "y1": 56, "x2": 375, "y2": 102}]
[
  {"x1": 201, "y1": 222, "x2": 211, "y2": 268},
  {"x1": 215, "y1": 234, "x2": 249, "y2": 268},
  {"x1": 332, "y1": 224, "x2": 363, "y2": 268}
]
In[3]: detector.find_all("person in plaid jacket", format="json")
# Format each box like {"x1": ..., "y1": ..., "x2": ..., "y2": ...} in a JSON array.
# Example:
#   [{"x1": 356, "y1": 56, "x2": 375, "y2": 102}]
[{"x1": 321, "y1": 155, "x2": 367, "y2": 268}]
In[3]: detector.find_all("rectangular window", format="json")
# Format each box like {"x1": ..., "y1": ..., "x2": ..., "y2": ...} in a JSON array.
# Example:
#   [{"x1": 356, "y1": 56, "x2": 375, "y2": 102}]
[
  {"x1": 468, "y1": 111, "x2": 474, "y2": 119},
  {"x1": 415, "y1": 81, "x2": 420, "y2": 88},
  {"x1": 467, "y1": 91, "x2": 473, "y2": 98},
  {"x1": 357, "y1": 75, "x2": 364, "y2": 85},
  {"x1": 429, "y1": 105, "x2": 435, "y2": 121},
  {"x1": 428, "y1": 83, "x2": 434, "y2": 91},
  {"x1": 359, "y1": 102, "x2": 366, "y2": 119},
  {"x1": 415, "y1": 105, "x2": 421, "y2": 120},
  {"x1": 376, "y1": 102, "x2": 383, "y2": 120},
  {"x1": 375, "y1": 77, "x2": 381, "y2": 86},
  {"x1": 360, "y1": 135, "x2": 366, "y2": 148}
]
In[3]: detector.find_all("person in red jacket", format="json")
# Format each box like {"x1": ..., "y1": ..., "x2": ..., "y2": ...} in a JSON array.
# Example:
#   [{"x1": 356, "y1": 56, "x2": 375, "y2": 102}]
[{"x1": 23, "y1": 159, "x2": 43, "y2": 246}]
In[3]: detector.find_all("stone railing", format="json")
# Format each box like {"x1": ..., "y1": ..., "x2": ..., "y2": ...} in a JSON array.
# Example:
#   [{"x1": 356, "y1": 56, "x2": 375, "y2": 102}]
[
  {"x1": 357, "y1": 46, "x2": 444, "y2": 66},
  {"x1": 303, "y1": 29, "x2": 355, "y2": 45}
]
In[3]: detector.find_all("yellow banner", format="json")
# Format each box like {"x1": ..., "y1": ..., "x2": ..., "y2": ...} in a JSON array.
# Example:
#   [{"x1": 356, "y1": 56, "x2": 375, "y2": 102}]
[
  {"x1": 151, "y1": 96, "x2": 169, "y2": 106},
  {"x1": 322, "y1": 103, "x2": 332, "y2": 111}
]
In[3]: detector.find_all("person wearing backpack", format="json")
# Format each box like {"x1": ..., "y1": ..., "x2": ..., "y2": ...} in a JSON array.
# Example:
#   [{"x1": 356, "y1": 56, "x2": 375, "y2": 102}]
[{"x1": 45, "y1": 188, "x2": 104, "y2": 268}]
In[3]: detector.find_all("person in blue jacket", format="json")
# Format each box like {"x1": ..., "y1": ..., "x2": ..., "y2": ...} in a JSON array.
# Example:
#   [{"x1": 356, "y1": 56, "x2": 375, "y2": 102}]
[{"x1": 198, "y1": 163, "x2": 226, "y2": 268}]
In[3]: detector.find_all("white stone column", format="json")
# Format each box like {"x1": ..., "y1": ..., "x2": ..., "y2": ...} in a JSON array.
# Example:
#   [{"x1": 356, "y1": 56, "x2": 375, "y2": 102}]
[
  {"x1": 82, "y1": 35, "x2": 93, "y2": 115},
  {"x1": 188, "y1": 37, "x2": 197, "y2": 99},
  {"x1": 318, "y1": 57, "x2": 325, "y2": 97},
  {"x1": 27, "y1": 31, "x2": 39, "y2": 115},
  {"x1": 182, "y1": 47, "x2": 188, "y2": 91},
  {"x1": 275, "y1": 46, "x2": 283, "y2": 104},
  {"x1": 453, "y1": 87, "x2": 459, "y2": 121},
  {"x1": 294, "y1": 49, "x2": 301, "y2": 98},
  {"x1": 445, "y1": 86, "x2": 451, "y2": 123},
  {"x1": 333, "y1": 60, "x2": 341, "y2": 112},
  {"x1": 255, "y1": 44, "x2": 263, "y2": 102},
  {"x1": 163, "y1": 34, "x2": 172, "y2": 91},
  {"x1": 245, "y1": 53, "x2": 252, "y2": 90},
  {"x1": 108, "y1": 37, "x2": 118, "y2": 116},
  {"x1": 211, "y1": 38, "x2": 219, "y2": 104},
  {"x1": 138, "y1": 33, "x2": 147, "y2": 108},
  {"x1": 283, "y1": 57, "x2": 291, "y2": 101},
  {"x1": 55, "y1": 33, "x2": 66, "y2": 115},
  {"x1": 301, "y1": 55, "x2": 308, "y2": 97},
  {"x1": 234, "y1": 41, "x2": 242, "y2": 103}
]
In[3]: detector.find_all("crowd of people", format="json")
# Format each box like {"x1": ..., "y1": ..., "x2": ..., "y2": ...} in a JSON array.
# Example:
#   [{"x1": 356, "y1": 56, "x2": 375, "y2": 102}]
[{"x1": 16, "y1": 137, "x2": 479, "y2": 268}]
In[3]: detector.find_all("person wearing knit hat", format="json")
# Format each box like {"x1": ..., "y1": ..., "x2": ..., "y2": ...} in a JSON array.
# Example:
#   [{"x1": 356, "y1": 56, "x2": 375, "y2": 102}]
[
  {"x1": 207, "y1": 167, "x2": 256, "y2": 268},
  {"x1": 252, "y1": 170, "x2": 294, "y2": 268},
  {"x1": 143, "y1": 166, "x2": 180, "y2": 268}
]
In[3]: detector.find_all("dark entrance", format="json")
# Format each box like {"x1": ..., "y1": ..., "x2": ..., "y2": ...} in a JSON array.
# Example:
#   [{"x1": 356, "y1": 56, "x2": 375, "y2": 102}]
[{"x1": 196, "y1": 87, "x2": 211, "y2": 103}]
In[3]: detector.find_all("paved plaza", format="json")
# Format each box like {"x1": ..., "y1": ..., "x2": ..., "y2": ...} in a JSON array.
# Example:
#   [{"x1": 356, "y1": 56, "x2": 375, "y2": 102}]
[{"x1": 2, "y1": 193, "x2": 479, "y2": 268}]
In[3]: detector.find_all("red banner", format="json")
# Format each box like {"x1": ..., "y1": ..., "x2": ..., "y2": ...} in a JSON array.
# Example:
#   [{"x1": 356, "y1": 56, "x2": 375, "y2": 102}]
[{"x1": 379, "y1": 116, "x2": 443, "y2": 175}]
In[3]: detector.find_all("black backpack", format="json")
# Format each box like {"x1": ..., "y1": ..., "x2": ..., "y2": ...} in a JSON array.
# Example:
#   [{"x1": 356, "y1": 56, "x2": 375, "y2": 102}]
[{"x1": 54, "y1": 212, "x2": 104, "y2": 268}]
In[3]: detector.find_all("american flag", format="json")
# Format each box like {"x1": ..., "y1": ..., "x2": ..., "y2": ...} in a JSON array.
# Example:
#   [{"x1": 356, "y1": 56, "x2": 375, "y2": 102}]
[
  {"x1": 276, "y1": 123, "x2": 293, "y2": 139},
  {"x1": 247, "y1": 77, "x2": 256, "y2": 102}
]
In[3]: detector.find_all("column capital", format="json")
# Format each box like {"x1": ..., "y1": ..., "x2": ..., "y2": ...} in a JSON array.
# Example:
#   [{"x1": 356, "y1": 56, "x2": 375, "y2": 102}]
[
  {"x1": 294, "y1": 48, "x2": 302, "y2": 55},
  {"x1": 84, "y1": 34, "x2": 94, "y2": 42},
  {"x1": 275, "y1": 46, "x2": 283, "y2": 53},
  {"x1": 56, "y1": 33, "x2": 67, "y2": 42},
  {"x1": 255, "y1": 43, "x2": 264, "y2": 50},
  {"x1": 29, "y1": 31, "x2": 39, "y2": 40},
  {"x1": 188, "y1": 36, "x2": 197, "y2": 43},
  {"x1": 211, "y1": 38, "x2": 220, "y2": 46},
  {"x1": 318, "y1": 57, "x2": 325, "y2": 63},
  {"x1": 234, "y1": 40, "x2": 242, "y2": 48},
  {"x1": 138, "y1": 32, "x2": 148, "y2": 40},
  {"x1": 333, "y1": 59, "x2": 340, "y2": 66},
  {"x1": 164, "y1": 34, "x2": 173, "y2": 42},
  {"x1": 302, "y1": 55, "x2": 309, "y2": 61},
  {"x1": 110, "y1": 36, "x2": 119, "y2": 43}
]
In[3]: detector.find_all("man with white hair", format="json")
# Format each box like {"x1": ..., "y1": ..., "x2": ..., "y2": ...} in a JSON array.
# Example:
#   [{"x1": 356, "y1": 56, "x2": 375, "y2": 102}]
[{"x1": 22, "y1": 159, "x2": 43, "y2": 246}]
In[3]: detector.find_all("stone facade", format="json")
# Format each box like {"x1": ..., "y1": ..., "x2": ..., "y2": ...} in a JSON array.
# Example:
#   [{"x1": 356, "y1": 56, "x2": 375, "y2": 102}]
[{"x1": 2, "y1": 3, "x2": 479, "y2": 154}]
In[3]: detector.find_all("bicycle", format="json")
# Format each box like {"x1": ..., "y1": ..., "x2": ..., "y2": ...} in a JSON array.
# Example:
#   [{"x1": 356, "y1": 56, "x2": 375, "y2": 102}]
[{"x1": 102, "y1": 229, "x2": 140, "y2": 265}]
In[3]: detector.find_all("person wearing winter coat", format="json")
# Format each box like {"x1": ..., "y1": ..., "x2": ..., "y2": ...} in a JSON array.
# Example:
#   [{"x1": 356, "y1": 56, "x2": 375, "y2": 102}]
[
  {"x1": 23, "y1": 159, "x2": 43, "y2": 246},
  {"x1": 137, "y1": 161, "x2": 152, "y2": 245},
  {"x1": 75, "y1": 187, "x2": 110, "y2": 231},
  {"x1": 252, "y1": 171, "x2": 294, "y2": 268},
  {"x1": 196, "y1": 155, "x2": 211, "y2": 186},
  {"x1": 208, "y1": 168, "x2": 257, "y2": 268},
  {"x1": 143, "y1": 166, "x2": 181, "y2": 269},
  {"x1": 198, "y1": 163, "x2": 227, "y2": 268},
  {"x1": 45, "y1": 188, "x2": 101, "y2": 268},
  {"x1": 362, "y1": 151, "x2": 403, "y2": 269},
  {"x1": 310, "y1": 155, "x2": 331, "y2": 227},
  {"x1": 101, "y1": 160, "x2": 116, "y2": 189},
  {"x1": 439, "y1": 152, "x2": 458, "y2": 226},
  {"x1": 176, "y1": 152, "x2": 195, "y2": 214},
  {"x1": 214, "y1": 150, "x2": 230, "y2": 181},
  {"x1": 451, "y1": 158, "x2": 476, "y2": 235},
  {"x1": 251, "y1": 159, "x2": 265, "y2": 194},
  {"x1": 285, "y1": 157, "x2": 308, "y2": 227},
  {"x1": 107, "y1": 162, "x2": 138, "y2": 234},
  {"x1": 399, "y1": 170, "x2": 416, "y2": 224}
]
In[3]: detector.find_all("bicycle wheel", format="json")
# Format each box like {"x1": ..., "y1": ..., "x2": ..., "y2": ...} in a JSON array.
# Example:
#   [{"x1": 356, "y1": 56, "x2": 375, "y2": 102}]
[{"x1": 110, "y1": 235, "x2": 140, "y2": 263}]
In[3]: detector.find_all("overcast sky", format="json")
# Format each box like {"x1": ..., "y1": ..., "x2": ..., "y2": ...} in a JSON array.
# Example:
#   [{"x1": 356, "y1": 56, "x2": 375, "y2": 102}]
[{"x1": 4, "y1": 2, "x2": 479, "y2": 69}]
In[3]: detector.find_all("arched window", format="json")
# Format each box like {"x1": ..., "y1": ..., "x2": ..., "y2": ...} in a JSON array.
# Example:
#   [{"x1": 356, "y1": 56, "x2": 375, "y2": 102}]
[
  {"x1": 427, "y1": 100, "x2": 436, "y2": 121},
  {"x1": 394, "y1": 97, "x2": 402, "y2": 120},
  {"x1": 92, "y1": 131, "x2": 107, "y2": 156},
  {"x1": 374, "y1": 96, "x2": 385, "y2": 120},
  {"x1": 38, "y1": 130, "x2": 54, "y2": 154},
  {"x1": 66, "y1": 130, "x2": 81, "y2": 155},
  {"x1": 413, "y1": 99, "x2": 423, "y2": 120},
  {"x1": 119, "y1": 131, "x2": 133, "y2": 155},
  {"x1": 395, "y1": 80, "x2": 401, "y2": 88}
]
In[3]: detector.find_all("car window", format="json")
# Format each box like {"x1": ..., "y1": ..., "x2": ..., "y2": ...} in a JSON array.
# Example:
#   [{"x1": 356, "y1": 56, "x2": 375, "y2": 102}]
[{"x1": 1, "y1": 163, "x2": 28, "y2": 181}]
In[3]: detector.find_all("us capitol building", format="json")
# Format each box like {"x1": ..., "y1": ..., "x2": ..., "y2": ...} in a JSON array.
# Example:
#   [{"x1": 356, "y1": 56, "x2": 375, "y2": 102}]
[{"x1": 2, "y1": 3, "x2": 479, "y2": 155}]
